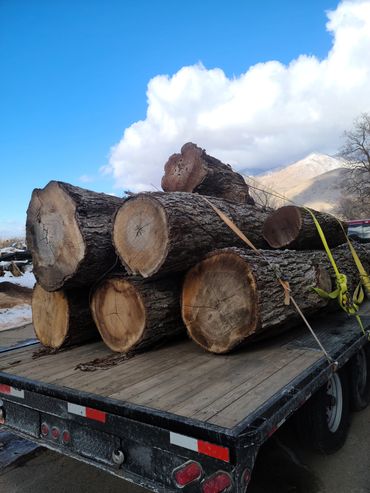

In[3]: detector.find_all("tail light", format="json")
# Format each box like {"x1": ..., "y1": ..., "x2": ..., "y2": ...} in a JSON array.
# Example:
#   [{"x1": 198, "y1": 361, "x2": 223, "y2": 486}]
[
  {"x1": 173, "y1": 461, "x2": 203, "y2": 487},
  {"x1": 242, "y1": 469, "x2": 251, "y2": 491},
  {"x1": 40, "y1": 422, "x2": 49, "y2": 436},
  {"x1": 201, "y1": 472, "x2": 232, "y2": 493},
  {"x1": 51, "y1": 427, "x2": 60, "y2": 440},
  {"x1": 62, "y1": 430, "x2": 71, "y2": 444}
]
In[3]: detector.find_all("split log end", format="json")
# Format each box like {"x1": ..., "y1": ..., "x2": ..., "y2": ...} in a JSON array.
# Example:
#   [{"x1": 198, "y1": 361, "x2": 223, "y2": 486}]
[
  {"x1": 26, "y1": 181, "x2": 86, "y2": 290},
  {"x1": 182, "y1": 252, "x2": 259, "y2": 353},
  {"x1": 113, "y1": 194, "x2": 169, "y2": 277},
  {"x1": 32, "y1": 284, "x2": 70, "y2": 349},
  {"x1": 262, "y1": 205, "x2": 303, "y2": 249},
  {"x1": 91, "y1": 278, "x2": 146, "y2": 353},
  {"x1": 161, "y1": 142, "x2": 207, "y2": 193}
]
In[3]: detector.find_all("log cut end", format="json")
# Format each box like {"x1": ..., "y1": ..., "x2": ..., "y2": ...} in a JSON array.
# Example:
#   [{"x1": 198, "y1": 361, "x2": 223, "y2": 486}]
[
  {"x1": 182, "y1": 252, "x2": 258, "y2": 353},
  {"x1": 113, "y1": 195, "x2": 169, "y2": 277},
  {"x1": 262, "y1": 205, "x2": 303, "y2": 249},
  {"x1": 91, "y1": 278, "x2": 146, "y2": 352},
  {"x1": 32, "y1": 284, "x2": 70, "y2": 349},
  {"x1": 161, "y1": 142, "x2": 207, "y2": 193},
  {"x1": 26, "y1": 181, "x2": 85, "y2": 290}
]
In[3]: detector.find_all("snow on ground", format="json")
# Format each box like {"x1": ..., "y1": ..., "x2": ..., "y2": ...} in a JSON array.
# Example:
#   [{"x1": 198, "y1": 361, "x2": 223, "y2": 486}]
[
  {"x1": 0, "y1": 304, "x2": 32, "y2": 331},
  {"x1": 0, "y1": 271, "x2": 36, "y2": 289},
  {"x1": 0, "y1": 270, "x2": 35, "y2": 330}
]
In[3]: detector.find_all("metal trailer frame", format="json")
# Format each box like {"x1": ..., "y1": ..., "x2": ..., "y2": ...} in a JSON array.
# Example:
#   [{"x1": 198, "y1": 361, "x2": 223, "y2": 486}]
[{"x1": 0, "y1": 324, "x2": 369, "y2": 492}]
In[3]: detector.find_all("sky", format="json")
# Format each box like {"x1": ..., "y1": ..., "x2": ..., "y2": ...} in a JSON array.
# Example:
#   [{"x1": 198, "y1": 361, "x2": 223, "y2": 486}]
[{"x1": 1, "y1": 0, "x2": 370, "y2": 238}]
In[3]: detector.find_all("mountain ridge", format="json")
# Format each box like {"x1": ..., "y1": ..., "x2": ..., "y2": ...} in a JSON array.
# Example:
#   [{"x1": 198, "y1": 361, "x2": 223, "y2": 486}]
[{"x1": 246, "y1": 153, "x2": 349, "y2": 213}]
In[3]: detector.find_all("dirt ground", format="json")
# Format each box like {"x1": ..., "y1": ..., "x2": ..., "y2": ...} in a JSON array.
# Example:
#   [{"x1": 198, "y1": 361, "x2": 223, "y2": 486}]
[{"x1": 0, "y1": 282, "x2": 32, "y2": 309}]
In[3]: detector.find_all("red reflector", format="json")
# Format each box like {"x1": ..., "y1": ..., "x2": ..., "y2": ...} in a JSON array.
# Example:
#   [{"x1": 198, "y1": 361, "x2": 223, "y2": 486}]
[
  {"x1": 62, "y1": 430, "x2": 71, "y2": 444},
  {"x1": 40, "y1": 423, "x2": 49, "y2": 437},
  {"x1": 198, "y1": 440, "x2": 230, "y2": 462},
  {"x1": 174, "y1": 461, "x2": 202, "y2": 487},
  {"x1": 202, "y1": 472, "x2": 232, "y2": 493},
  {"x1": 0, "y1": 384, "x2": 11, "y2": 394},
  {"x1": 86, "y1": 407, "x2": 106, "y2": 423},
  {"x1": 51, "y1": 427, "x2": 60, "y2": 440}
]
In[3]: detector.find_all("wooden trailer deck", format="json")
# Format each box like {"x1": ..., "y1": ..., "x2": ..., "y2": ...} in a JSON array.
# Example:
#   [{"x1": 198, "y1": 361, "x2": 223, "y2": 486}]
[{"x1": 0, "y1": 311, "x2": 367, "y2": 431}]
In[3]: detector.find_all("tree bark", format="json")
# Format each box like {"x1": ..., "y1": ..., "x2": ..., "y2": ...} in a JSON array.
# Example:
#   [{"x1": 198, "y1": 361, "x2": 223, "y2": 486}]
[
  {"x1": 113, "y1": 191, "x2": 269, "y2": 278},
  {"x1": 182, "y1": 245, "x2": 369, "y2": 353},
  {"x1": 32, "y1": 283, "x2": 98, "y2": 349},
  {"x1": 90, "y1": 275, "x2": 184, "y2": 353},
  {"x1": 161, "y1": 142, "x2": 254, "y2": 204},
  {"x1": 262, "y1": 205, "x2": 347, "y2": 249},
  {"x1": 26, "y1": 181, "x2": 124, "y2": 291}
]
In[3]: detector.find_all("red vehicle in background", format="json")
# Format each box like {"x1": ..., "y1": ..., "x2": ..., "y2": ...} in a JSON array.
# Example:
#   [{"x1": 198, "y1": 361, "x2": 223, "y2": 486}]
[{"x1": 348, "y1": 219, "x2": 370, "y2": 243}]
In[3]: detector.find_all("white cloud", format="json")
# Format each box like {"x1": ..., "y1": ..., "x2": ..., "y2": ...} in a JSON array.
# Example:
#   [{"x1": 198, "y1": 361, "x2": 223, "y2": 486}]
[
  {"x1": 79, "y1": 174, "x2": 95, "y2": 184},
  {"x1": 106, "y1": 0, "x2": 370, "y2": 192}
]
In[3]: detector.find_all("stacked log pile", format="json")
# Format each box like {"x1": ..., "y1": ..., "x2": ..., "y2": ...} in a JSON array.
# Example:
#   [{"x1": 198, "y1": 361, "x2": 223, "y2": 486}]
[{"x1": 26, "y1": 144, "x2": 368, "y2": 355}]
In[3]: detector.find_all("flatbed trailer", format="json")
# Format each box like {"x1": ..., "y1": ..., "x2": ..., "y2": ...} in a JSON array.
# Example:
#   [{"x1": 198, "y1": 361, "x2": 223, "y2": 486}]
[{"x1": 0, "y1": 309, "x2": 369, "y2": 493}]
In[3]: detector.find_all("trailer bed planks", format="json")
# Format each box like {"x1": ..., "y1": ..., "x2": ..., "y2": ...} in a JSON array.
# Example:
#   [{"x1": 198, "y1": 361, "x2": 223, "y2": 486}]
[
  {"x1": 0, "y1": 308, "x2": 369, "y2": 492},
  {"x1": 0, "y1": 314, "x2": 363, "y2": 429}
]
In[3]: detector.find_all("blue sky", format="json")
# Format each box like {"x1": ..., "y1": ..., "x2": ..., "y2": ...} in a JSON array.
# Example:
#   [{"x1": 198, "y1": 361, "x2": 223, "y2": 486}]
[{"x1": 0, "y1": 0, "x2": 365, "y2": 237}]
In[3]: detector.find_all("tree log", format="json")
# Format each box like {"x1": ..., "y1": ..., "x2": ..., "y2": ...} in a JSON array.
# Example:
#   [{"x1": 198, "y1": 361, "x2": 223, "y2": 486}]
[
  {"x1": 262, "y1": 205, "x2": 347, "y2": 249},
  {"x1": 26, "y1": 181, "x2": 123, "y2": 291},
  {"x1": 161, "y1": 142, "x2": 254, "y2": 204},
  {"x1": 90, "y1": 276, "x2": 184, "y2": 353},
  {"x1": 32, "y1": 283, "x2": 98, "y2": 349},
  {"x1": 182, "y1": 245, "x2": 369, "y2": 353},
  {"x1": 113, "y1": 191, "x2": 269, "y2": 278}
]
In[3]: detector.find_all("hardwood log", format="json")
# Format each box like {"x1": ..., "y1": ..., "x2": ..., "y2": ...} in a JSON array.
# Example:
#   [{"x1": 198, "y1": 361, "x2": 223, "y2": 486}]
[
  {"x1": 262, "y1": 205, "x2": 347, "y2": 249},
  {"x1": 182, "y1": 245, "x2": 368, "y2": 353},
  {"x1": 26, "y1": 181, "x2": 123, "y2": 291},
  {"x1": 32, "y1": 283, "x2": 98, "y2": 349},
  {"x1": 113, "y1": 191, "x2": 269, "y2": 278},
  {"x1": 90, "y1": 276, "x2": 184, "y2": 353},
  {"x1": 161, "y1": 142, "x2": 254, "y2": 204}
]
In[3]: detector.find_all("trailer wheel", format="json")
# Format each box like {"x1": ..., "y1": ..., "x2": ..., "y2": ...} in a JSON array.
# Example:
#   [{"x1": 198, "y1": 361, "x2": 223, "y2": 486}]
[
  {"x1": 295, "y1": 369, "x2": 350, "y2": 454},
  {"x1": 349, "y1": 345, "x2": 370, "y2": 411}
]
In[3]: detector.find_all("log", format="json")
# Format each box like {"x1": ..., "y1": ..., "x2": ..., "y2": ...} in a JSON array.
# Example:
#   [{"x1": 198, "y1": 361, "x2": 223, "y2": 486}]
[
  {"x1": 0, "y1": 250, "x2": 32, "y2": 261},
  {"x1": 32, "y1": 283, "x2": 98, "y2": 349},
  {"x1": 182, "y1": 245, "x2": 368, "y2": 353},
  {"x1": 26, "y1": 181, "x2": 123, "y2": 291},
  {"x1": 90, "y1": 276, "x2": 184, "y2": 353},
  {"x1": 262, "y1": 205, "x2": 347, "y2": 249},
  {"x1": 113, "y1": 192, "x2": 269, "y2": 278},
  {"x1": 161, "y1": 142, "x2": 254, "y2": 204}
]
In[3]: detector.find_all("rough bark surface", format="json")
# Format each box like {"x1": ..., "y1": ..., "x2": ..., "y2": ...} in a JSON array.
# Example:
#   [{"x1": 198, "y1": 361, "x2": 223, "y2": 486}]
[
  {"x1": 113, "y1": 191, "x2": 269, "y2": 278},
  {"x1": 161, "y1": 142, "x2": 254, "y2": 204},
  {"x1": 32, "y1": 283, "x2": 98, "y2": 349},
  {"x1": 26, "y1": 181, "x2": 124, "y2": 291},
  {"x1": 90, "y1": 275, "x2": 184, "y2": 353},
  {"x1": 262, "y1": 205, "x2": 347, "y2": 249},
  {"x1": 182, "y1": 245, "x2": 369, "y2": 353}
]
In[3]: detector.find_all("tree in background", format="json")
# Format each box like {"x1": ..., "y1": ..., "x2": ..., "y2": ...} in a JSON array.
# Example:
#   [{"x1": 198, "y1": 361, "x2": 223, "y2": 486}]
[{"x1": 337, "y1": 113, "x2": 370, "y2": 219}]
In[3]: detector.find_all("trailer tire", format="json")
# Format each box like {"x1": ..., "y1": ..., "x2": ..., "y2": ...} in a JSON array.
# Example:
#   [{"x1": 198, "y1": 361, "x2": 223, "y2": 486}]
[
  {"x1": 295, "y1": 369, "x2": 350, "y2": 454},
  {"x1": 349, "y1": 345, "x2": 370, "y2": 411}
]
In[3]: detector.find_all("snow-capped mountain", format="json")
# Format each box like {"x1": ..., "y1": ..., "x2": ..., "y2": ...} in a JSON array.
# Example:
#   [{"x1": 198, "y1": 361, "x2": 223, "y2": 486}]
[
  {"x1": 255, "y1": 153, "x2": 344, "y2": 194},
  {"x1": 247, "y1": 153, "x2": 349, "y2": 213}
]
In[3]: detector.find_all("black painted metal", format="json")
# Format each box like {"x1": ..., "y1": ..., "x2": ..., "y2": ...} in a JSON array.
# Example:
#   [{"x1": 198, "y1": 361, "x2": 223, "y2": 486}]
[
  {"x1": 1, "y1": 308, "x2": 369, "y2": 492},
  {"x1": 1, "y1": 390, "x2": 235, "y2": 492}
]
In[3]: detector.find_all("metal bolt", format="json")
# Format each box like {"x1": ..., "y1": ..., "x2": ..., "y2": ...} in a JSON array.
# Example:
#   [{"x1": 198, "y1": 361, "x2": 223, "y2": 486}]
[{"x1": 112, "y1": 449, "x2": 125, "y2": 466}]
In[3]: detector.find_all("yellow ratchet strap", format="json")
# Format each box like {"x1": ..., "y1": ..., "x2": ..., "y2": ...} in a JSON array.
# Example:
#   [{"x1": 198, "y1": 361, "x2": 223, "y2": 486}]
[
  {"x1": 305, "y1": 208, "x2": 366, "y2": 335},
  {"x1": 337, "y1": 220, "x2": 370, "y2": 298}
]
